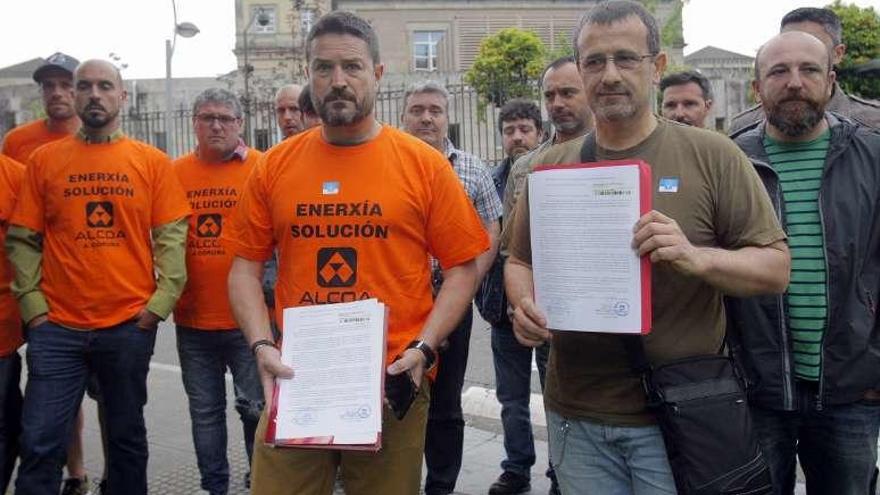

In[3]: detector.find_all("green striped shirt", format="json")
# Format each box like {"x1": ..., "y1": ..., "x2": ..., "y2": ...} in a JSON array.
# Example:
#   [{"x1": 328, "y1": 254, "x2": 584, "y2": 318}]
[{"x1": 765, "y1": 130, "x2": 830, "y2": 381}]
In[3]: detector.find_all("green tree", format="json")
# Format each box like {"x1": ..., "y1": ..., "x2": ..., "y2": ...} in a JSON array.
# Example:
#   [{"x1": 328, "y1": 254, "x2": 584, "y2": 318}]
[
  {"x1": 545, "y1": 31, "x2": 575, "y2": 64},
  {"x1": 465, "y1": 28, "x2": 546, "y2": 109},
  {"x1": 661, "y1": 0, "x2": 685, "y2": 48},
  {"x1": 827, "y1": 0, "x2": 880, "y2": 99}
]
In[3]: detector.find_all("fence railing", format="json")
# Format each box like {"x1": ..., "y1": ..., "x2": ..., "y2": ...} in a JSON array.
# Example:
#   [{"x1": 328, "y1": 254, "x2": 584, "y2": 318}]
[{"x1": 121, "y1": 82, "x2": 540, "y2": 164}]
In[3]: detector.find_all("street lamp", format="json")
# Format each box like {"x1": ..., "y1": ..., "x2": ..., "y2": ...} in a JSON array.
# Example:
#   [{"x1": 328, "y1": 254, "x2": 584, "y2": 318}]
[
  {"x1": 241, "y1": 7, "x2": 271, "y2": 145},
  {"x1": 164, "y1": 0, "x2": 199, "y2": 154}
]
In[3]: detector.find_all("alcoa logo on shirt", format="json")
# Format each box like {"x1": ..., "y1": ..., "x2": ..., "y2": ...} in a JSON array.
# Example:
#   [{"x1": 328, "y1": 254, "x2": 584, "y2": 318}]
[
  {"x1": 188, "y1": 214, "x2": 225, "y2": 256},
  {"x1": 299, "y1": 248, "x2": 371, "y2": 304},
  {"x1": 76, "y1": 201, "x2": 126, "y2": 247},
  {"x1": 196, "y1": 214, "x2": 222, "y2": 238},
  {"x1": 317, "y1": 247, "x2": 357, "y2": 287},
  {"x1": 86, "y1": 201, "x2": 114, "y2": 227}
]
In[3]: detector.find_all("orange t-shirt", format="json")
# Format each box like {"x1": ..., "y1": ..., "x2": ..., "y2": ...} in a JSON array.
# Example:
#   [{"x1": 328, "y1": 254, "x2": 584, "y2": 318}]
[
  {"x1": 173, "y1": 149, "x2": 263, "y2": 330},
  {"x1": 0, "y1": 155, "x2": 25, "y2": 355},
  {"x1": 2, "y1": 119, "x2": 73, "y2": 164},
  {"x1": 11, "y1": 135, "x2": 191, "y2": 329},
  {"x1": 225, "y1": 125, "x2": 489, "y2": 367}
]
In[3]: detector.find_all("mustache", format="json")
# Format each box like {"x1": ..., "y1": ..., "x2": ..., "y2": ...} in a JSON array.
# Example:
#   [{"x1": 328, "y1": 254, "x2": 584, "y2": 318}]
[
  {"x1": 85, "y1": 103, "x2": 105, "y2": 112},
  {"x1": 597, "y1": 83, "x2": 630, "y2": 96},
  {"x1": 324, "y1": 89, "x2": 357, "y2": 103}
]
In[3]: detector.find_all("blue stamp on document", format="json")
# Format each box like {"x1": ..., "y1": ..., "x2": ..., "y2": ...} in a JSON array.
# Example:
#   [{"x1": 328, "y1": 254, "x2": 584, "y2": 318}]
[
  {"x1": 658, "y1": 177, "x2": 679, "y2": 193},
  {"x1": 613, "y1": 301, "x2": 630, "y2": 317}
]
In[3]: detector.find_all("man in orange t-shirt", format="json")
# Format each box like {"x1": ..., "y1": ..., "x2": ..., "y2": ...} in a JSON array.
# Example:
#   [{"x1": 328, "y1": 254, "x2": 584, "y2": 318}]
[
  {"x1": 5, "y1": 59, "x2": 190, "y2": 495},
  {"x1": 173, "y1": 88, "x2": 264, "y2": 495},
  {"x1": 3, "y1": 51, "x2": 96, "y2": 495},
  {"x1": 0, "y1": 154, "x2": 25, "y2": 493},
  {"x1": 2, "y1": 52, "x2": 81, "y2": 164},
  {"x1": 226, "y1": 12, "x2": 489, "y2": 495}
]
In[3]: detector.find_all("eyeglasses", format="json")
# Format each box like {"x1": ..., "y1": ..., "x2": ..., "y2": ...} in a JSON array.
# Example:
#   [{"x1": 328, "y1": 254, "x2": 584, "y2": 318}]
[
  {"x1": 195, "y1": 114, "x2": 239, "y2": 126},
  {"x1": 580, "y1": 52, "x2": 656, "y2": 73}
]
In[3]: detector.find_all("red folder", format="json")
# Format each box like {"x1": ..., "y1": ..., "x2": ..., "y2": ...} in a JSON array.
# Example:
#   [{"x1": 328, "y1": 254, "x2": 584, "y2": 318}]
[
  {"x1": 264, "y1": 304, "x2": 389, "y2": 451},
  {"x1": 532, "y1": 160, "x2": 652, "y2": 334}
]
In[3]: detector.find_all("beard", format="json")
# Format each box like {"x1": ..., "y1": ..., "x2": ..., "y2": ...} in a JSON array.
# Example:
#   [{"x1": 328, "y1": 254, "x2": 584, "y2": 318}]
[
  {"x1": 551, "y1": 111, "x2": 587, "y2": 134},
  {"x1": 79, "y1": 104, "x2": 118, "y2": 129},
  {"x1": 765, "y1": 96, "x2": 824, "y2": 138},
  {"x1": 317, "y1": 88, "x2": 373, "y2": 127},
  {"x1": 590, "y1": 86, "x2": 639, "y2": 122},
  {"x1": 46, "y1": 103, "x2": 75, "y2": 121}
]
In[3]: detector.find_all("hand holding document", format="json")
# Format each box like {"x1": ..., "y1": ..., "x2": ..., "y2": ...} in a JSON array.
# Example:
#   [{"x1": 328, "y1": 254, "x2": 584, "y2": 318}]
[
  {"x1": 528, "y1": 161, "x2": 652, "y2": 334},
  {"x1": 265, "y1": 299, "x2": 387, "y2": 450}
]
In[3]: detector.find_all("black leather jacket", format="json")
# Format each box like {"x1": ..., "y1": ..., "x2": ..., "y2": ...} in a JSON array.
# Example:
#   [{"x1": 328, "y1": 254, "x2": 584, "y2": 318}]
[{"x1": 727, "y1": 113, "x2": 880, "y2": 410}]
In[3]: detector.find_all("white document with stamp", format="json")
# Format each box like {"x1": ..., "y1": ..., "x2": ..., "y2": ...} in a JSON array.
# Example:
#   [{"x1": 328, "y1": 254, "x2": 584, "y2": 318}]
[
  {"x1": 528, "y1": 161, "x2": 652, "y2": 334},
  {"x1": 268, "y1": 299, "x2": 386, "y2": 450}
]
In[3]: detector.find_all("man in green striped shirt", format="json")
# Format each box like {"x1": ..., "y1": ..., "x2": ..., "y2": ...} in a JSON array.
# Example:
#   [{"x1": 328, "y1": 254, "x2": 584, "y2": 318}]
[
  {"x1": 731, "y1": 31, "x2": 880, "y2": 495},
  {"x1": 764, "y1": 131, "x2": 829, "y2": 382}
]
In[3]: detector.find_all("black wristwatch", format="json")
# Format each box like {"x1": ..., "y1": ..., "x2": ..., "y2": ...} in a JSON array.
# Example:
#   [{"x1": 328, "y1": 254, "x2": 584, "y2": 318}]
[{"x1": 406, "y1": 340, "x2": 438, "y2": 370}]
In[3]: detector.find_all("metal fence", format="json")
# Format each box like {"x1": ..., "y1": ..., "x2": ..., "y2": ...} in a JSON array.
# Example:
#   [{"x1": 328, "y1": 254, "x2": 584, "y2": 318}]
[{"x1": 121, "y1": 82, "x2": 538, "y2": 163}]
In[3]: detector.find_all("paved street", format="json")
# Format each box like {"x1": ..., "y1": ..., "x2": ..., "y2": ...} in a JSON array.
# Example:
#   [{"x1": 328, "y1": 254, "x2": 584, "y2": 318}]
[
  {"x1": 11, "y1": 309, "x2": 818, "y2": 494},
  {"x1": 58, "y1": 311, "x2": 554, "y2": 495}
]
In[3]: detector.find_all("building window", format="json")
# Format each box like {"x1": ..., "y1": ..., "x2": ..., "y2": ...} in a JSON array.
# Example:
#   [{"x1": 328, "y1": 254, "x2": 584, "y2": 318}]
[
  {"x1": 301, "y1": 9, "x2": 315, "y2": 34},
  {"x1": 251, "y1": 6, "x2": 277, "y2": 34},
  {"x1": 413, "y1": 31, "x2": 444, "y2": 71}
]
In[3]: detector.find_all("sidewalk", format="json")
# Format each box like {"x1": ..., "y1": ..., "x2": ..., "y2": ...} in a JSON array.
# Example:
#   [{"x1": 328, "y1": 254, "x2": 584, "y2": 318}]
[{"x1": 69, "y1": 361, "x2": 553, "y2": 495}]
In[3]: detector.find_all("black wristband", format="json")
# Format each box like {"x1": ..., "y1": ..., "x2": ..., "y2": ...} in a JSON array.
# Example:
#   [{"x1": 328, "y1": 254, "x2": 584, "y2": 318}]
[
  {"x1": 406, "y1": 340, "x2": 437, "y2": 370},
  {"x1": 251, "y1": 339, "x2": 276, "y2": 356}
]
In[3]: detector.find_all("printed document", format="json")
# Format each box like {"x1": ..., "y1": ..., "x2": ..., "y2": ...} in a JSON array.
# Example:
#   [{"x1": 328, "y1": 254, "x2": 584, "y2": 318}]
[
  {"x1": 529, "y1": 162, "x2": 650, "y2": 333},
  {"x1": 274, "y1": 299, "x2": 386, "y2": 443}
]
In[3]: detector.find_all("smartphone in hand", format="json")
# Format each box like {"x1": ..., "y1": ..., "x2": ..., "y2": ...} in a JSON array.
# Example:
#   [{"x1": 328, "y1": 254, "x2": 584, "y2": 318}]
[{"x1": 385, "y1": 369, "x2": 417, "y2": 420}]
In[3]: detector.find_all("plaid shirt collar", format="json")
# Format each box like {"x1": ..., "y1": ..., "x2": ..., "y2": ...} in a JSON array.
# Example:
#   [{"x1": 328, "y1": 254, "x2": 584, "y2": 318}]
[
  {"x1": 196, "y1": 138, "x2": 249, "y2": 162},
  {"x1": 442, "y1": 137, "x2": 460, "y2": 164}
]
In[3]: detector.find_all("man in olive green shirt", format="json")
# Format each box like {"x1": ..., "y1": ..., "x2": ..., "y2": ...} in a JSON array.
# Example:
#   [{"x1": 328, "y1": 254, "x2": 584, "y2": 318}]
[{"x1": 504, "y1": 2, "x2": 790, "y2": 493}]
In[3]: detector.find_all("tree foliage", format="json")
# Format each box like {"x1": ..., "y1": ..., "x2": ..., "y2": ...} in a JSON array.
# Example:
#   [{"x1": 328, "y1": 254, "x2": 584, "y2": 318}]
[
  {"x1": 465, "y1": 28, "x2": 545, "y2": 108},
  {"x1": 661, "y1": 0, "x2": 685, "y2": 48},
  {"x1": 827, "y1": 0, "x2": 880, "y2": 99},
  {"x1": 545, "y1": 31, "x2": 575, "y2": 64}
]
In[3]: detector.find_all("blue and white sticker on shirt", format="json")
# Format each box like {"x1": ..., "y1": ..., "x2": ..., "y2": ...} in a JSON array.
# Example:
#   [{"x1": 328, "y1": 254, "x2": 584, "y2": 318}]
[
  {"x1": 322, "y1": 181, "x2": 340, "y2": 195},
  {"x1": 658, "y1": 177, "x2": 679, "y2": 193}
]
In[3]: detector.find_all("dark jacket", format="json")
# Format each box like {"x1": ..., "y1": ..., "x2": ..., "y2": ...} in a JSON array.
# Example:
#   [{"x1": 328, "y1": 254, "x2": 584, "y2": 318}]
[
  {"x1": 729, "y1": 82, "x2": 880, "y2": 136},
  {"x1": 475, "y1": 157, "x2": 513, "y2": 328},
  {"x1": 727, "y1": 113, "x2": 880, "y2": 410}
]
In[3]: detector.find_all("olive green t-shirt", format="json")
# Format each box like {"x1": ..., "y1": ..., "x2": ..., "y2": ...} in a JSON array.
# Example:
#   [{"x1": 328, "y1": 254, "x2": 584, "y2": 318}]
[{"x1": 508, "y1": 119, "x2": 786, "y2": 425}]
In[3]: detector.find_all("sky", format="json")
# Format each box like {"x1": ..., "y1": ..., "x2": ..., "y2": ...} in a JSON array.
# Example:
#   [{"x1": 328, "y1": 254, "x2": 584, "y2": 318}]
[{"x1": 0, "y1": 0, "x2": 878, "y2": 80}]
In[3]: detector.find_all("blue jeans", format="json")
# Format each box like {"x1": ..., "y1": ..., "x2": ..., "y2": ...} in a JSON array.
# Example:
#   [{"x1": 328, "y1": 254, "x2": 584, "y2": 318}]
[
  {"x1": 16, "y1": 319, "x2": 156, "y2": 495},
  {"x1": 0, "y1": 352, "x2": 22, "y2": 493},
  {"x1": 751, "y1": 380, "x2": 880, "y2": 495},
  {"x1": 176, "y1": 326, "x2": 264, "y2": 495},
  {"x1": 547, "y1": 410, "x2": 676, "y2": 495},
  {"x1": 491, "y1": 321, "x2": 551, "y2": 478}
]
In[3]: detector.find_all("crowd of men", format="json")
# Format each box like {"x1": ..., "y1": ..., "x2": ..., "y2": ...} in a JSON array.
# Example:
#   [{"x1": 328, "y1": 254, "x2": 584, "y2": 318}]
[{"x1": 0, "y1": 1, "x2": 879, "y2": 494}]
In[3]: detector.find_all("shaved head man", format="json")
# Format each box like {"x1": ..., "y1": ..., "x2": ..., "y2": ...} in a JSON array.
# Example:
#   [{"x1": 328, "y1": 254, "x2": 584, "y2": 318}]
[
  {"x1": 274, "y1": 84, "x2": 304, "y2": 138},
  {"x1": 730, "y1": 30, "x2": 880, "y2": 494},
  {"x1": 729, "y1": 7, "x2": 880, "y2": 134},
  {"x1": 7, "y1": 58, "x2": 190, "y2": 495},
  {"x1": 753, "y1": 32, "x2": 832, "y2": 139}
]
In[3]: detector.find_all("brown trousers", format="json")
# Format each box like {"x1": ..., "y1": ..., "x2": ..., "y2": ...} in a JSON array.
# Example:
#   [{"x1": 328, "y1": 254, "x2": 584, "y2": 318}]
[{"x1": 251, "y1": 383, "x2": 430, "y2": 495}]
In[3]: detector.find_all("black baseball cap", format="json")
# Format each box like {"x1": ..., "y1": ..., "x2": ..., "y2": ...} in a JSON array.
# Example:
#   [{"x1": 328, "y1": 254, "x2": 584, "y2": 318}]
[{"x1": 32, "y1": 52, "x2": 79, "y2": 83}]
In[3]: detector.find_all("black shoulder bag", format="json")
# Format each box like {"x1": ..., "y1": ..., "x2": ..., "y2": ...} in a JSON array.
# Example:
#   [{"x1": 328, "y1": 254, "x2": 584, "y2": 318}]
[{"x1": 580, "y1": 134, "x2": 773, "y2": 495}]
